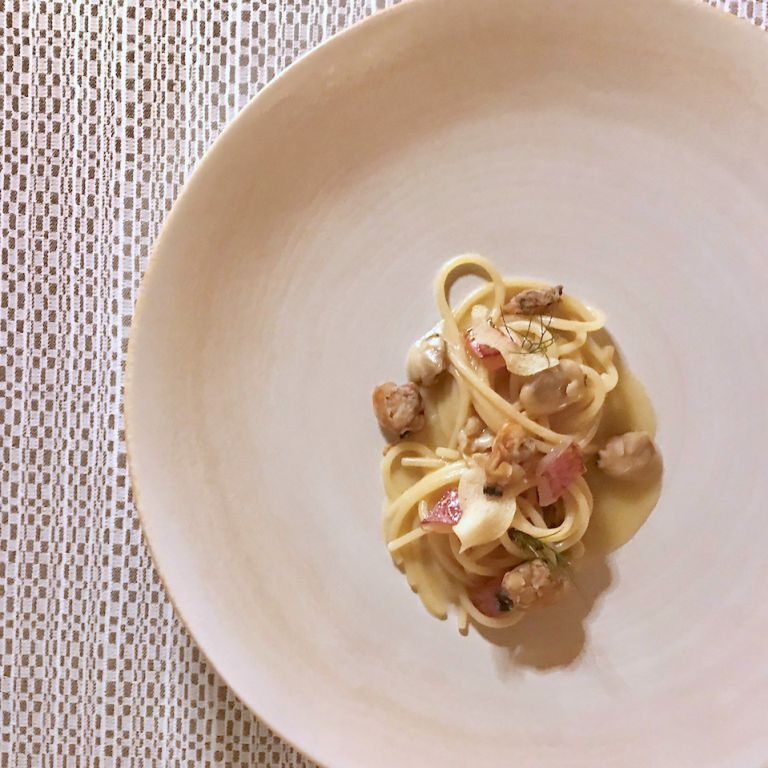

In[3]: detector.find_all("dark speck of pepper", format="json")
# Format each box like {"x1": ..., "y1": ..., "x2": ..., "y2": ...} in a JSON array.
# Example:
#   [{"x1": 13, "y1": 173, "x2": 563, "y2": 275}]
[
  {"x1": 495, "y1": 591, "x2": 514, "y2": 612},
  {"x1": 483, "y1": 484, "x2": 503, "y2": 497}
]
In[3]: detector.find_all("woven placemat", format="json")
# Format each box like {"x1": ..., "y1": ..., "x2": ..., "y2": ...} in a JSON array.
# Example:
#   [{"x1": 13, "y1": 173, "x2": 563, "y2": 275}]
[{"x1": 0, "y1": 1, "x2": 763, "y2": 764}]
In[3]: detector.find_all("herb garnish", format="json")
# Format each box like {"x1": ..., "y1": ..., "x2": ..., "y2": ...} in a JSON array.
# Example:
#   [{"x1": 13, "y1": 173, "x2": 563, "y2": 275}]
[
  {"x1": 499, "y1": 311, "x2": 556, "y2": 358},
  {"x1": 510, "y1": 529, "x2": 571, "y2": 572}
]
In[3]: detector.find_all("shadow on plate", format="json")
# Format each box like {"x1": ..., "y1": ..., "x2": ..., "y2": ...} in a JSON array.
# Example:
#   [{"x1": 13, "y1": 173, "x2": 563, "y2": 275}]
[{"x1": 475, "y1": 553, "x2": 614, "y2": 672}]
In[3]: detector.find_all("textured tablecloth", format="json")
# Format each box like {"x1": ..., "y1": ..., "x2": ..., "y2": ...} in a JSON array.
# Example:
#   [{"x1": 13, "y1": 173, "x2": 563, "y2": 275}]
[{"x1": 1, "y1": 1, "x2": 764, "y2": 765}]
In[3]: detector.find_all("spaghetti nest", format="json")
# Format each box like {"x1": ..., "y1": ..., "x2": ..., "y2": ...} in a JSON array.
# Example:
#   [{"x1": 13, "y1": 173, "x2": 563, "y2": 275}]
[{"x1": 376, "y1": 254, "x2": 636, "y2": 634}]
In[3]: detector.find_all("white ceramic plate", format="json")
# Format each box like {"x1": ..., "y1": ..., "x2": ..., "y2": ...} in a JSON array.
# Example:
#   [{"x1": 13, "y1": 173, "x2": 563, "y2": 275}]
[{"x1": 126, "y1": 1, "x2": 768, "y2": 765}]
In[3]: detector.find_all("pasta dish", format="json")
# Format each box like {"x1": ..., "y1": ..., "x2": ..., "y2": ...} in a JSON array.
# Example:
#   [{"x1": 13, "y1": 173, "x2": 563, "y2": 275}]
[{"x1": 372, "y1": 254, "x2": 661, "y2": 633}]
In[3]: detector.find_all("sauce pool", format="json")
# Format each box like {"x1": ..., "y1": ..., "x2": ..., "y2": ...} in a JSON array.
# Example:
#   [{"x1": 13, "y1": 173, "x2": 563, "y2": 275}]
[{"x1": 583, "y1": 360, "x2": 662, "y2": 554}]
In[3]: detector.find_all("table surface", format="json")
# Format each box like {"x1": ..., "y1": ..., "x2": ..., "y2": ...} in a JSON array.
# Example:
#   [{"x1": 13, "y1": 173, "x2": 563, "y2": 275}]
[{"x1": 1, "y1": 0, "x2": 764, "y2": 764}]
